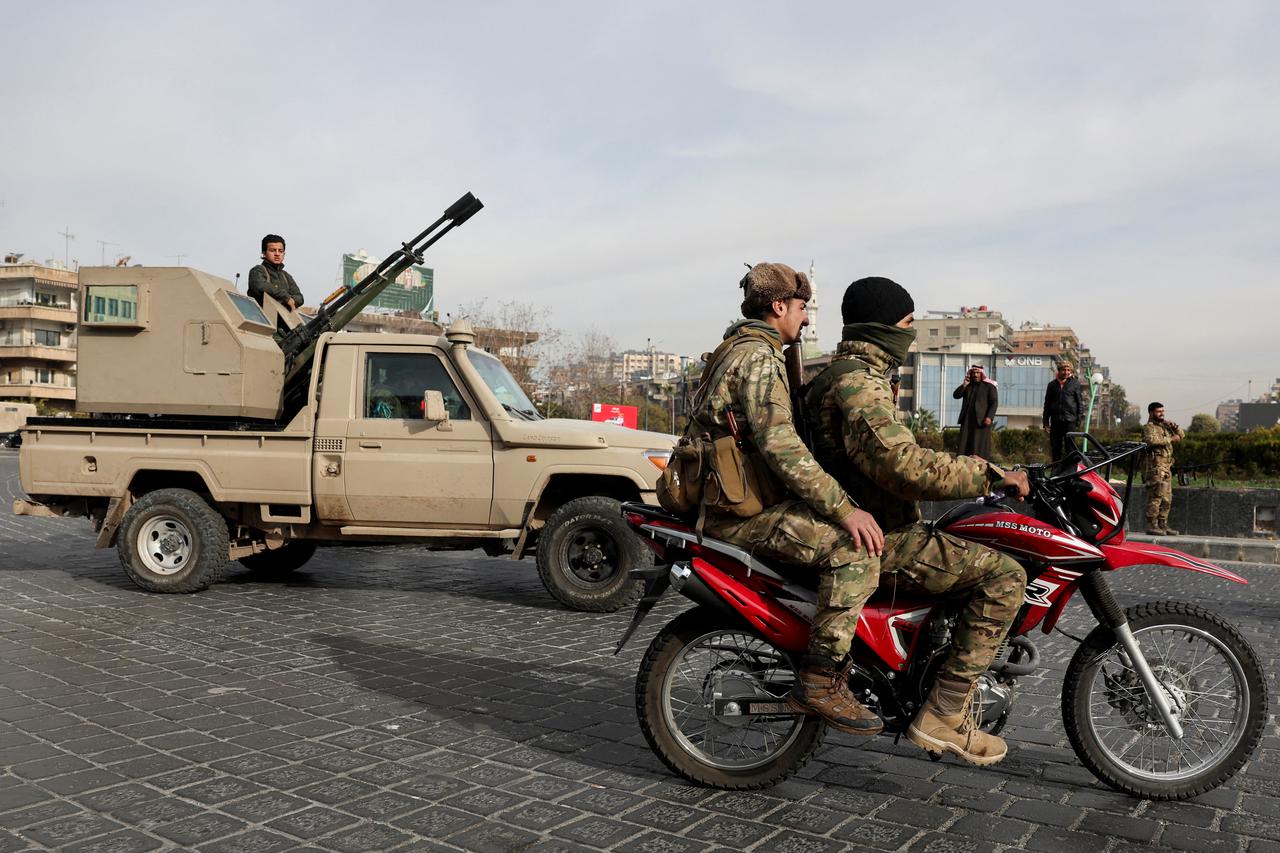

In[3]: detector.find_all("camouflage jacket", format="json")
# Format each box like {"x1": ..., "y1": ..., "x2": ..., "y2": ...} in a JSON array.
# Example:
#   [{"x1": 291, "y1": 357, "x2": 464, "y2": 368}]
[
  {"x1": 812, "y1": 339, "x2": 1001, "y2": 531},
  {"x1": 1142, "y1": 420, "x2": 1183, "y2": 464},
  {"x1": 688, "y1": 320, "x2": 854, "y2": 524},
  {"x1": 247, "y1": 263, "x2": 304, "y2": 308}
]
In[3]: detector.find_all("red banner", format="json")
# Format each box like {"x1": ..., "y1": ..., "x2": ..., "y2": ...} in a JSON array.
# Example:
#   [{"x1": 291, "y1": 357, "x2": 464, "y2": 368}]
[{"x1": 590, "y1": 403, "x2": 638, "y2": 429}]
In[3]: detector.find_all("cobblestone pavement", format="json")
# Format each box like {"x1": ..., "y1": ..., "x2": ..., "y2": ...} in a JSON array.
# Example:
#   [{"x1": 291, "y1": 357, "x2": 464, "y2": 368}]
[{"x1": 1, "y1": 451, "x2": 1278, "y2": 852}]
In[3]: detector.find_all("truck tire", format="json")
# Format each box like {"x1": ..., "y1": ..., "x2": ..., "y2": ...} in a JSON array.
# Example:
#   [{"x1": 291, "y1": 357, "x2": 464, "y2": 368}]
[
  {"x1": 238, "y1": 542, "x2": 318, "y2": 579},
  {"x1": 535, "y1": 495, "x2": 648, "y2": 612},
  {"x1": 117, "y1": 489, "x2": 229, "y2": 593}
]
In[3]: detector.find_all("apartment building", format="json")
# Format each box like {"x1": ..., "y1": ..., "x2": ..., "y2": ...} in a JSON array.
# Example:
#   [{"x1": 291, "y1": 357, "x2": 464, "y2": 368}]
[{"x1": 0, "y1": 261, "x2": 79, "y2": 412}]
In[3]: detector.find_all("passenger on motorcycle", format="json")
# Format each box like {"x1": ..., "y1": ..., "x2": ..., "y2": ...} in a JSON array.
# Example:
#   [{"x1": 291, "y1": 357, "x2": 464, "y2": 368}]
[
  {"x1": 804, "y1": 276, "x2": 1030, "y2": 765},
  {"x1": 684, "y1": 262, "x2": 886, "y2": 736}
]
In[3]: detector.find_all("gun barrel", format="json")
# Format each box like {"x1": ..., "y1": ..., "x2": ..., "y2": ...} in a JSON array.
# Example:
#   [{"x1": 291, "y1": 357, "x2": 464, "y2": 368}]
[{"x1": 278, "y1": 192, "x2": 484, "y2": 387}]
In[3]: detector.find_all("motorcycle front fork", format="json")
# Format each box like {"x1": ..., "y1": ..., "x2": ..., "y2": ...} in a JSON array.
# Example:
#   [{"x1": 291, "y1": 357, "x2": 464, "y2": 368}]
[{"x1": 1080, "y1": 571, "x2": 1185, "y2": 739}]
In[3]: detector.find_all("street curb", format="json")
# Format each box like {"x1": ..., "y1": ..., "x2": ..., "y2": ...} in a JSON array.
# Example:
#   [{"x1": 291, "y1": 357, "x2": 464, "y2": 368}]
[{"x1": 1126, "y1": 533, "x2": 1280, "y2": 566}]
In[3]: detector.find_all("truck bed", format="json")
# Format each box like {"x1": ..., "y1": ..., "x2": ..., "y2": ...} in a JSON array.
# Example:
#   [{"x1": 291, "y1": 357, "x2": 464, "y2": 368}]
[{"x1": 20, "y1": 417, "x2": 312, "y2": 505}]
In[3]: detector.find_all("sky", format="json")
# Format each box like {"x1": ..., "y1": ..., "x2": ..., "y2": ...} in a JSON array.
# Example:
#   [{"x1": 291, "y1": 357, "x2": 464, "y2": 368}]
[{"x1": 3, "y1": 1, "x2": 1277, "y2": 423}]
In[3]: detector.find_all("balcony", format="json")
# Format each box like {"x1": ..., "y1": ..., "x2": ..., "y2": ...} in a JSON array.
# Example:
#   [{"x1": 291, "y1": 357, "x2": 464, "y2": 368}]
[
  {"x1": 0, "y1": 305, "x2": 77, "y2": 323},
  {"x1": 0, "y1": 382, "x2": 76, "y2": 401},
  {"x1": 0, "y1": 344, "x2": 78, "y2": 362}
]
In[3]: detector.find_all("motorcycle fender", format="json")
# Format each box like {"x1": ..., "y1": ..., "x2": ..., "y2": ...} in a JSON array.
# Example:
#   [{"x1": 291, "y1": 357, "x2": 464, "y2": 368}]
[{"x1": 1099, "y1": 542, "x2": 1247, "y2": 584}]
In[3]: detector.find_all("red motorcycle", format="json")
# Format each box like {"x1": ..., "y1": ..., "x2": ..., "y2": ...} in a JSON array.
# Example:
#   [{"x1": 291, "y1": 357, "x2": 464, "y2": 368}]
[{"x1": 616, "y1": 436, "x2": 1267, "y2": 800}]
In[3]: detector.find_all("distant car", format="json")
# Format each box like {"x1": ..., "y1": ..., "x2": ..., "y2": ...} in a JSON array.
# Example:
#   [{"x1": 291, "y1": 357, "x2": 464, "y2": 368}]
[{"x1": 0, "y1": 432, "x2": 20, "y2": 449}]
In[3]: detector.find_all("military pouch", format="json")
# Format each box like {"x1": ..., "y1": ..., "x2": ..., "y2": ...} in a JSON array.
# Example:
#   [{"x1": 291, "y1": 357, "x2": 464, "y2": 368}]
[
  {"x1": 704, "y1": 433, "x2": 783, "y2": 519},
  {"x1": 656, "y1": 436, "x2": 706, "y2": 516}
]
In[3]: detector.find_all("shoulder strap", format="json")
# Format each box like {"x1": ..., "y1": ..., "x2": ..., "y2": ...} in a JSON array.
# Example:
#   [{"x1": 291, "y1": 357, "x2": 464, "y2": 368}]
[
  {"x1": 690, "y1": 329, "x2": 783, "y2": 414},
  {"x1": 803, "y1": 357, "x2": 873, "y2": 414}
]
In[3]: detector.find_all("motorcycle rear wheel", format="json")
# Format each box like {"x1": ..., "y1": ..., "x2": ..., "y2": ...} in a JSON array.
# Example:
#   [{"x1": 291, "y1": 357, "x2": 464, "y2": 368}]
[
  {"x1": 1062, "y1": 601, "x2": 1267, "y2": 800},
  {"x1": 636, "y1": 607, "x2": 825, "y2": 790}
]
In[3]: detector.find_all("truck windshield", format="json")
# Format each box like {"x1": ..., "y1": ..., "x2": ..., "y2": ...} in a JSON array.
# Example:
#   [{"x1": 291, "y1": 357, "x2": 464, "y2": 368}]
[{"x1": 466, "y1": 350, "x2": 541, "y2": 420}]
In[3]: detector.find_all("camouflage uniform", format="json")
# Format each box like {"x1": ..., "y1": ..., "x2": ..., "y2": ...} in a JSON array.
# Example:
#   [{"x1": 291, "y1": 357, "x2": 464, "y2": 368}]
[
  {"x1": 691, "y1": 321, "x2": 874, "y2": 662},
  {"x1": 812, "y1": 340, "x2": 1026, "y2": 682},
  {"x1": 1142, "y1": 419, "x2": 1184, "y2": 531},
  {"x1": 247, "y1": 262, "x2": 304, "y2": 308}
]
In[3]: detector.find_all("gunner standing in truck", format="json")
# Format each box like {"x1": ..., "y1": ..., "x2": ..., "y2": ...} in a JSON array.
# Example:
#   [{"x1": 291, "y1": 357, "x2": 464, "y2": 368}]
[{"x1": 248, "y1": 234, "x2": 305, "y2": 311}]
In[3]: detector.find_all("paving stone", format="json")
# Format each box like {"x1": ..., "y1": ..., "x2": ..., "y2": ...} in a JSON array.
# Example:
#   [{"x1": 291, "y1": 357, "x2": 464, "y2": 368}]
[
  {"x1": 220, "y1": 792, "x2": 312, "y2": 823},
  {"x1": 1160, "y1": 824, "x2": 1245, "y2": 853},
  {"x1": 830, "y1": 817, "x2": 920, "y2": 850},
  {"x1": 264, "y1": 806, "x2": 357, "y2": 840},
  {"x1": 554, "y1": 814, "x2": 644, "y2": 847},
  {"x1": 321, "y1": 823, "x2": 414, "y2": 852},
  {"x1": 392, "y1": 804, "x2": 483, "y2": 837},
  {"x1": 753, "y1": 830, "x2": 847, "y2": 853},
  {"x1": 196, "y1": 829, "x2": 299, "y2": 853},
  {"x1": 152, "y1": 812, "x2": 249, "y2": 847},
  {"x1": 614, "y1": 830, "x2": 708, "y2": 853},
  {"x1": 61, "y1": 828, "x2": 165, "y2": 853},
  {"x1": 1076, "y1": 811, "x2": 1159, "y2": 843},
  {"x1": 1002, "y1": 798, "x2": 1082, "y2": 827},
  {"x1": 23, "y1": 812, "x2": 122, "y2": 847}
]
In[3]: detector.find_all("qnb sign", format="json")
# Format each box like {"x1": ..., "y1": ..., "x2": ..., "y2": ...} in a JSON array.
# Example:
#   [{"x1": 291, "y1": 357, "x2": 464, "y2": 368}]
[{"x1": 1003, "y1": 356, "x2": 1045, "y2": 366}]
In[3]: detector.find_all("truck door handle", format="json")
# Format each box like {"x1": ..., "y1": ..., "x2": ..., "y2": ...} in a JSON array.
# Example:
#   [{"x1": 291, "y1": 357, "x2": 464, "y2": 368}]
[{"x1": 358, "y1": 441, "x2": 383, "y2": 449}]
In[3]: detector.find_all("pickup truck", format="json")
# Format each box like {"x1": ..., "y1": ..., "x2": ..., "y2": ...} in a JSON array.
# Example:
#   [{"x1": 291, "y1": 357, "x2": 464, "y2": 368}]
[{"x1": 16, "y1": 318, "x2": 675, "y2": 611}]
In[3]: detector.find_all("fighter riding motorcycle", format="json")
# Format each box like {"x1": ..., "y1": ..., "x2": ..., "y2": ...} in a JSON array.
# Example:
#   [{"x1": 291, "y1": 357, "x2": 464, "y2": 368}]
[{"x1": 615, "y1": 436, "x2": 1267, "y2": 800}]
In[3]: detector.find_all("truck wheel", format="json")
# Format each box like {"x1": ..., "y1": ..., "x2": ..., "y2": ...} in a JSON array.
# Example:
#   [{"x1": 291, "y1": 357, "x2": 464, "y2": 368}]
[
  {"x1": 536, "y1": 495, "x2": 649, "y2": 612},
  {"x1": 238, "y1": 542, "x2": 318, "y2": 579},
  {"x1": 117, "y1": 489, "x2": 229, "y2": 593}
]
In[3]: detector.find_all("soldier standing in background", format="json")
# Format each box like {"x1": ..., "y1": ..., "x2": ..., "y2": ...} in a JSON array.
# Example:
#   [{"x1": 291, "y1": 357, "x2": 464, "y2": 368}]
[
  {"x1": 953, "y1": 364, "x2": 998, "y2": 458},
  {"x1": 681, "y1": 262, "x2": 885, "y2": 736},
  {"x1": 805, "y1": 276, "x2": 1029, "y2": 766},
  {"x1": 248, "y1": 234, "x2": 305, "y2": 311},
  {"x1": 1042, "y1": 360, "x2": 1085, "y2": 462},
  {"x1": 1142, "y1": 402, "x2": 1184, "y2": 535}
]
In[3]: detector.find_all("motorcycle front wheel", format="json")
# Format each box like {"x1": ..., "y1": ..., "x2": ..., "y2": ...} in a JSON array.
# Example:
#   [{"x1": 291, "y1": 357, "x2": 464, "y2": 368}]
[
  {"x1": 636, "y1": 607, "x2": 825, "y2": 790},
  {"x1": 1062, "y1": 601, "x2": 1268, "y2": 800}
]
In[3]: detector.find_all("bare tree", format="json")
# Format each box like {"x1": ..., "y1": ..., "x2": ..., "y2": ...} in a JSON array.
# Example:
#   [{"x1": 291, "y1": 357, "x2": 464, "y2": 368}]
[
  {"x1": 543, "y1": 327, "x2": 620, "y2": 420},
  {"x1": 452, "y1": 298, "x2": 562, "y2": 396}
]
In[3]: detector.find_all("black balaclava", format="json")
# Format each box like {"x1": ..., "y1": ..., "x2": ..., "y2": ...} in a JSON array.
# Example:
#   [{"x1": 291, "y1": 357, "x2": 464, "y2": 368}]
[{"x1": 840, "y1": 276, "x2": 917, "y2": 366}]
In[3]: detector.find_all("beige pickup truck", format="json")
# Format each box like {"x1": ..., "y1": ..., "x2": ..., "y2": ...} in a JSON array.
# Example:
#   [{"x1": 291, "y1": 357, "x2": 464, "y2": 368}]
[{"x1": 16, "y1": 260, "x2": 674, "y2": 612}]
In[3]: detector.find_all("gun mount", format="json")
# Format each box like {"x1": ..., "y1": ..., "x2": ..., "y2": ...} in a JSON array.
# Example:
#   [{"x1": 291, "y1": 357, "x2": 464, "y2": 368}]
[{"x1": 74, "y1": 192, "x2": 483, "y2": 423}]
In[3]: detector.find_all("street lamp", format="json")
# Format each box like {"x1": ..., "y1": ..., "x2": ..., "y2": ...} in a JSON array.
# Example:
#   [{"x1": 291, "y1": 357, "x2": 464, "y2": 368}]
[{"x1": 1083, "y1": 370, "x2": 1105, "y2": 451}]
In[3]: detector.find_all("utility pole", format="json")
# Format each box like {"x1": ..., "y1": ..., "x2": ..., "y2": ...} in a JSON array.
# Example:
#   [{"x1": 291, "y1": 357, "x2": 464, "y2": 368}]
[
  {"x1": 57, "y1": 226, "x2": 75, "y2": 268},
  {"x1": 96, "y1": 240, "x2": 118, "y2": 266}
]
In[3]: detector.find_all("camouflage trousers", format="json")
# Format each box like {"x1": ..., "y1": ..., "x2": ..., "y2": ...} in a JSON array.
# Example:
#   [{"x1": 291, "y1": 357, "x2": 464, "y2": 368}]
[
  {"x1": 705, "y1": 510, "x2": 1025, "y2": 681},
  {"x1": 705, "y1": 500, "x2": 879, "y2": 663},
  {"x1": 878, "y1": 523, "x2": 1026, "y2": 681},
  {"x1": 1144, "y1": 464, "x2": 1173, "y2": 524}
]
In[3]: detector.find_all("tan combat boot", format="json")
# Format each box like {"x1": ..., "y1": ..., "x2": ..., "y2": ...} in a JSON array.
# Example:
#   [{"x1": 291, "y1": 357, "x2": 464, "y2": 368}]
[
  {"x1": 788, "y1": 656, "x2": 883, "y2": 736},
  {"x1": 1144, "y1": 515, "x2": 1163, "y2": 536},
  {"x1": 907, "y1": 675, "x2": 1007, "y2": 766},
  {"x1": 1158, "y1": 515, "x2": 1178, "y2": 535}
]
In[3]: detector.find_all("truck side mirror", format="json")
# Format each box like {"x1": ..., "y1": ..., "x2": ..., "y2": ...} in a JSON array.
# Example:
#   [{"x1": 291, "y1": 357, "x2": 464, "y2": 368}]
[{"x1": 423, "y1": 390, "x2": 449, "y2": 423}]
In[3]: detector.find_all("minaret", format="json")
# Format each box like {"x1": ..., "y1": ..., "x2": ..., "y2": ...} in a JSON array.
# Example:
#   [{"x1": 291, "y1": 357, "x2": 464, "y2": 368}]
[{"x1": 803, "y1": 259, "x2": 821, "y2": 357}]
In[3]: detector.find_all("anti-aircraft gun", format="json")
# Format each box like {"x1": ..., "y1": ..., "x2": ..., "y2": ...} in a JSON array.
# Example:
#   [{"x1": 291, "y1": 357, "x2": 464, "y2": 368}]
[
  {"x1": 275, "y1": 191, "x2": 483, "y2": 416},
  {"x1": 74, "y1": 192, "x2": 482, "y2": 424}
]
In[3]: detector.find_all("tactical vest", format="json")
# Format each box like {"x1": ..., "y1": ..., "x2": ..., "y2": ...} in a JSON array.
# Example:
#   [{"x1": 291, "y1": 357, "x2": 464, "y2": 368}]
[{"x1": 800, "y1": 357, "x2": 920, "y2": 532}]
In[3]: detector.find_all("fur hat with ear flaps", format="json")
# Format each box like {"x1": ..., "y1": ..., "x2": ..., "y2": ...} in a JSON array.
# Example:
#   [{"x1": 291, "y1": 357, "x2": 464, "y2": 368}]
[{"x1": 739, "y1": 262, "x2": 812, "y2": 318}]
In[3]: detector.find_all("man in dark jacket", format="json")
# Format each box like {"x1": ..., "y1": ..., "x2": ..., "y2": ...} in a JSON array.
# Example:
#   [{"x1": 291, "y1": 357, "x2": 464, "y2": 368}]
[
  {"x1": 248, "y1": 234, "x2": 304, "y2": 311},
  {"x1": 1042, "y1": 360, "x2": 1085, "y2": 462},
  {"x1": 953, "y1": 364, "x2": 997, "y2": 458}
]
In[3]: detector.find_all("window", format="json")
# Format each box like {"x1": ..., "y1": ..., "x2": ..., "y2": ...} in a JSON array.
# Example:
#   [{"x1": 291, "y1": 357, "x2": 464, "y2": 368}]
[
  {"x1": 968, "y1": 327, "x2": 979, "y2": 337},
  {"x1": 36, "y1": 368, "x2": 52, "y2": 384},
  {"x1": 928, "y1": 328, "x2": 939, "y2": 337},
  {"x1": 945, "y1": 325, "x2": 960, "y2": 337},
  {"x1": 364, "y1": 352, "x2": 470, "y2": 421},
  {"x1": 35, "y1": 329, "x2": 60, "y2": 346},
  {"x1": 83, "y1": 284, "x2": 140, "y2": 325}
]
